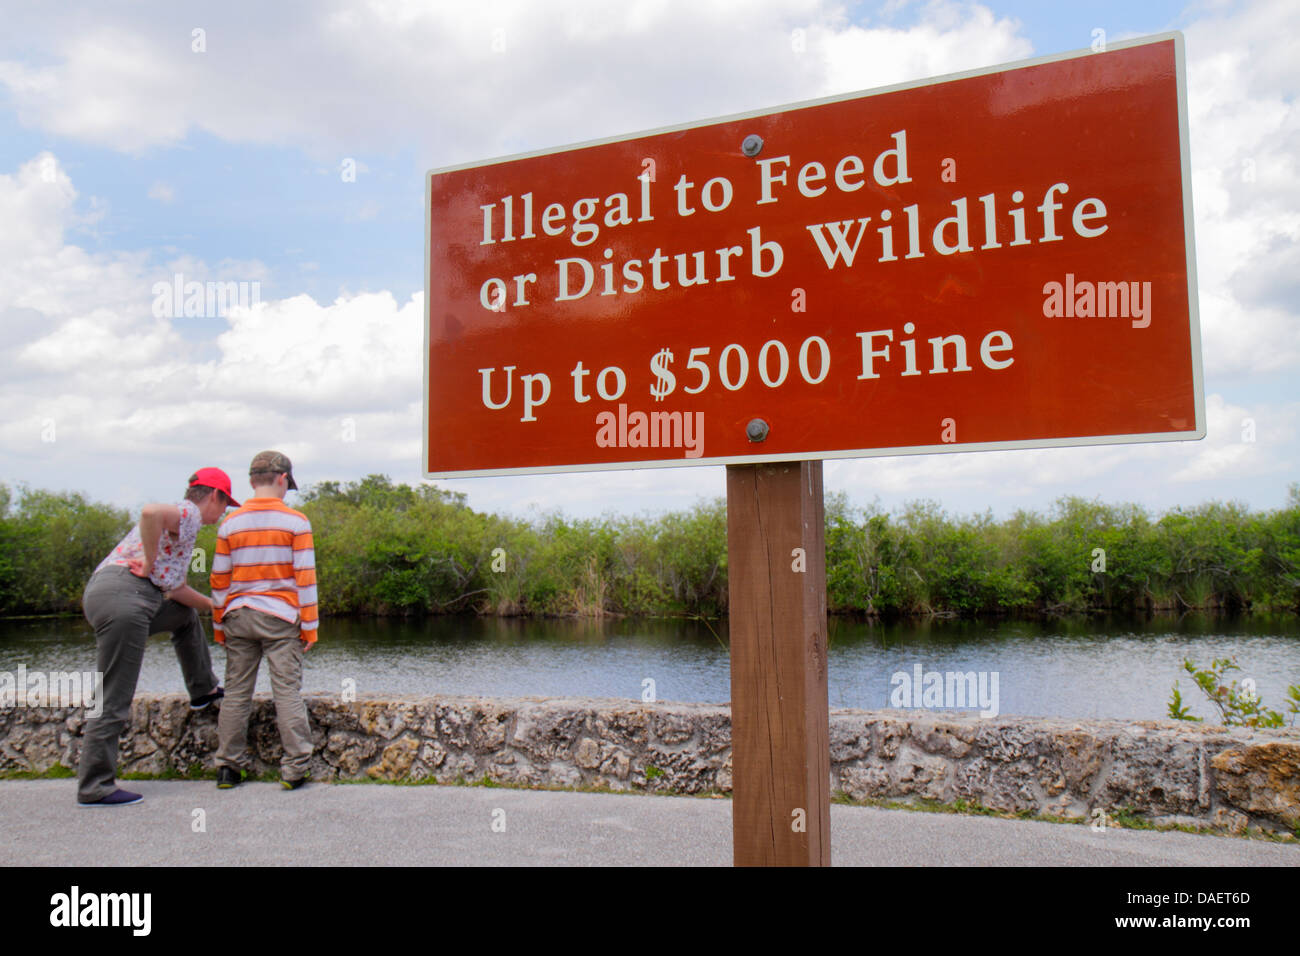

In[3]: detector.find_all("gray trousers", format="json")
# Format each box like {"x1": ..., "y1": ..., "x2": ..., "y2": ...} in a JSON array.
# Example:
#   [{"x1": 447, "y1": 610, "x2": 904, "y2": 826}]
[
  {"x1": 216, "y1": 607, "x2": 312, "y2": 780},
  {"x1": 77, "y1": 564, "x2": 220, "y2": 802}
]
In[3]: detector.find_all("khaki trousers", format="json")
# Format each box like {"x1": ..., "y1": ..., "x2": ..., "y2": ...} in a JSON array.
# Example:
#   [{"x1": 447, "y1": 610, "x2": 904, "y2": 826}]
[
  {"x1": 216, "y1": 607, "x2": 312, "y2": 780},
  {"x1": 77, "y1": 565, "x2": 220, "y2": 803}
]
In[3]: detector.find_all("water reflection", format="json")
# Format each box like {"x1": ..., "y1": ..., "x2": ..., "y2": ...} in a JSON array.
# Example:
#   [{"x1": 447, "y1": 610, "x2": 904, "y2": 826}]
[{"x1": 1, "y1": 613, "x2": 1296, "y2": 721}]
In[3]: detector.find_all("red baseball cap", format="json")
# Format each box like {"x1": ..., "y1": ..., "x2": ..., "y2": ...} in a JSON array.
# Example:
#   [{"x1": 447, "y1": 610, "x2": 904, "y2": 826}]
[{"x1": 190, "y1": 467, "x2": 239, "y2": 507}]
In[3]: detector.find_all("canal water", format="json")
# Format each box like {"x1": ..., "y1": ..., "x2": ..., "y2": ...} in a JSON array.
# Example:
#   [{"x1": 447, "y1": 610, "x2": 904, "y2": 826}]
[{"x1": 2, "y1": 613, "x2": 1297, "y2": 721}]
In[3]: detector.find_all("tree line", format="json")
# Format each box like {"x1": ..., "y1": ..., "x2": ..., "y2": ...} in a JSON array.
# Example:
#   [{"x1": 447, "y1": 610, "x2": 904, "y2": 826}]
[{"x1": 1, "y1": 476, "x2": 1297, "y2": 620}]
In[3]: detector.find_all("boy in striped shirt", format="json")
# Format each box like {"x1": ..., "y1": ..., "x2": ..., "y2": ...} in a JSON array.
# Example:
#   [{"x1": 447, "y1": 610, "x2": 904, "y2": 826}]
[{"x1": 211, "y1": 450, "x2": 319, "y2": 790}]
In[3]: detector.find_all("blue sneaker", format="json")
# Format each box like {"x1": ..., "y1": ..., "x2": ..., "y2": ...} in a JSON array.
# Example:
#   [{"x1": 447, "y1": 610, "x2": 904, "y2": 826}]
[{"x1": 79, "y1": 788, "x2": 143, "y2": 807}]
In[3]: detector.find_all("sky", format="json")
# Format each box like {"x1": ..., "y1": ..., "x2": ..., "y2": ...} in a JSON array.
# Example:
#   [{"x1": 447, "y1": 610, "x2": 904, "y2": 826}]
[{"x1": 0, "y1": 0, "x2": 1295, "y2": 525}]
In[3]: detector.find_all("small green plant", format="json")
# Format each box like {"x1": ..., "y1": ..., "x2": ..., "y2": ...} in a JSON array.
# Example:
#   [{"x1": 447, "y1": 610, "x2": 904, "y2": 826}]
[
  {"x1": 121, "y1": 761, "x2": 209, "y2": 781},
  {"x1": 1108, "y1": 805, "x2": 1149, "y2": 829},
  {"x1": 1167, "y1": 683, "x2": 1200, "y2": 721},
  {"x1": 644, "y1": 764, "x2": 664, "y2": 780},
  {"x1": 0, "y1": 762, "x2": 75, "y2": 779},
  {"x1": 1168, "y1": 657, "x2": 1300, "y2": 728},
  {"x1": 950, "y1": 797, "x2": 999, "y2": 817},
  {"x1": 1285, "y1": 685, "x2": 1300, "y2": 724}
]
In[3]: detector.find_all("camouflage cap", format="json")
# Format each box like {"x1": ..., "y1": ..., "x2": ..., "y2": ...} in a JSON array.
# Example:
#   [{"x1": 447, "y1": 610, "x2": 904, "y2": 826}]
[{"x1": 249, "y1": 450, "x2": 298, "y2": 490}]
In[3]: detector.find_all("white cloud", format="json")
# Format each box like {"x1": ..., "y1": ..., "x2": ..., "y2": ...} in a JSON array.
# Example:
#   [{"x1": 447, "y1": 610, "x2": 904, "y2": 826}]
[
  {"x1": 813, "y1": 2, "x2": 1031, "y2": 95},
  {"x1": 1184, "y1": 0, "x2": 1300, "y2": 378},
  {"x1": 1168, "y1": 392, "x2": 1296, "y2": 482},
  {"x1": 0, "y1": 28, "x2": 191, "y2": 150},
  {"x1": 1, "y1": 2, "x2": 1298, "y2": 519},
  {"x1": 0, "y1": 151, "x2": 422, "y2": 494},
  {"x1": 0, "y1": 152, "x2": 79, "y2": 259},
  {"x1": 6, "y1": 1, "x2": 1295, "y2": 388},
  {"x1": 818, "y1": 390, "x2": 1297, "y2": 513},
  {"x1": 0, "y1": 0, "x2": 1032, "y2": 162},
  {"x1": 203, "y1": 291, "x2": 422, "y2": 412},
  {"x1": 0, "y1": 153, "x2": 154, "y2": 354}
]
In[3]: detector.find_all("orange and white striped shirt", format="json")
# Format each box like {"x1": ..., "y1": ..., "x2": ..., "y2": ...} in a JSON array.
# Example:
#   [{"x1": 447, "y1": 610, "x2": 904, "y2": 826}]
[{"x1": 210, "y1": 497, "x2": 319, "y2": 644}]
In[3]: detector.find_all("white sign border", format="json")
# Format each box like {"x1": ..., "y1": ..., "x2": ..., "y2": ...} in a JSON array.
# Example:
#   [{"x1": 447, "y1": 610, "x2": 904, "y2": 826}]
[{"x1": 423, "y1": 31, "x2": 1204, "y2": 479}]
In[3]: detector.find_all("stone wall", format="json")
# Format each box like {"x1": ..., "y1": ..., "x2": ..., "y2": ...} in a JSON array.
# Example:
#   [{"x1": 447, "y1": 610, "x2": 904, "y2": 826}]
[{"x1": 2, "y1": 694, "x2": 1297, "y2": 834}]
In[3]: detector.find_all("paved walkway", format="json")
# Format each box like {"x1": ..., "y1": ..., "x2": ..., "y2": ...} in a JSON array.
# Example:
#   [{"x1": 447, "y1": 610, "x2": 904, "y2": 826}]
[{"x1": 2, "y1": 780, "x2": 1295, "y2": 866}]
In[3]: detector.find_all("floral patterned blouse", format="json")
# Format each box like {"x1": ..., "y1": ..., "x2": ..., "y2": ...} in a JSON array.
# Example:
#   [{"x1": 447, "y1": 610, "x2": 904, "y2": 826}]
[{"x1": 94, "y1": 501, "x2": 200, "y2": 591}]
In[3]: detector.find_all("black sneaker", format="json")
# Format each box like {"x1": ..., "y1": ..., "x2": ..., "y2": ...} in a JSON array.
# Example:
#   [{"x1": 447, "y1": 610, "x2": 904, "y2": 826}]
[
  {"x1": 281, "y1": 774, "x2": 310, "y2": 791},
  {"x1": 216, "y1": 766, "x2": 243, "y2": 789},
  {"x1": 78, "y1": 788, "x2": 143, "y2": 807},
  {"x1": 190, "y1": 686, "x2": 225, "y2": 710}
]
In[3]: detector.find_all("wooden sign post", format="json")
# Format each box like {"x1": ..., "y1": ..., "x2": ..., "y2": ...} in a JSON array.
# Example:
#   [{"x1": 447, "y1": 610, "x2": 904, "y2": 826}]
[{"x1": 727, "y1": 460, "x2": 830, "y2": 866}]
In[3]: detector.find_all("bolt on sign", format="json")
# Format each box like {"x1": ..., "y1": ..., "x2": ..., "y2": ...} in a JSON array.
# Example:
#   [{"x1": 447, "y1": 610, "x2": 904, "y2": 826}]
[{"x1": 424, "y1": 33, "x2": 1202, "y2": 478}]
